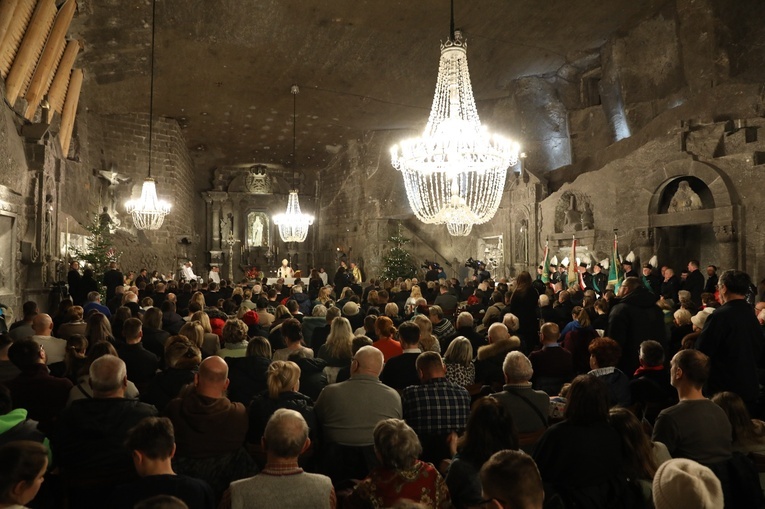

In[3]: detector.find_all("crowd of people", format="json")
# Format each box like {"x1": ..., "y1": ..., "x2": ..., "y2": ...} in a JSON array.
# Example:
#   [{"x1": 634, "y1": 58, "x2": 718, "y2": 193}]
[{"x1": 1, "y1": 256, "x2": 765, "y2": 508}]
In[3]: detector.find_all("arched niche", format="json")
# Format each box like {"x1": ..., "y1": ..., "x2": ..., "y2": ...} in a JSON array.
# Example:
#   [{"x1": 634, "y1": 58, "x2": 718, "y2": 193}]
[{"x1": 645, "y1": 159, "x2": 739, "y2": 270}]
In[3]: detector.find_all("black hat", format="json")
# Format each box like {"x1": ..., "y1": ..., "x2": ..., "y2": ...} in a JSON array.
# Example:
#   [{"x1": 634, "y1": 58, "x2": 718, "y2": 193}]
[
  {"x1": 622, "y1": 260, "x2": 633, "y2": 266},
  {"x1": 642, "y1": 262, "x2": 653, "y2": 269},
  {"x1": 579, "y1": 262, "x2": 588, "y2": 268},
  {"x1": 596, "y1": 263, "x2": 604, "y2": 269}
]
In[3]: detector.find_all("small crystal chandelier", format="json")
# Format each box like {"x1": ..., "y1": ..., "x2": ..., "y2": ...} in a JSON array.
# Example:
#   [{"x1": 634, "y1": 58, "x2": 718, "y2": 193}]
[
  {"x1": 125, "y1": 0, "x2": 170, "y2": 230},
  {"x1": 390, "y1": 0, "x2": 520, "y2": 236},
  {"x1": 273, "y1": 85, "x2": 314, "y2": 243}
]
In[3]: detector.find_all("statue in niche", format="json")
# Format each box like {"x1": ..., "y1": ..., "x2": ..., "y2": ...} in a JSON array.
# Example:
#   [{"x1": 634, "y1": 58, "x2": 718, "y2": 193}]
[
  {"x1": 668, "y1": 181, "x2": 702, "y2": 213},
  {"x1": 581, "y1": 203, "x2": 594, "y2": 230},
  {"x1": 220, "y1": 213, "x2": 232, "y2": 239},
  {"x1": 563, "y1": 195, "x2": 582, "y2": 233},
  {"x1": 248, "y1": 213, "x2": 267, "y2": 248}
]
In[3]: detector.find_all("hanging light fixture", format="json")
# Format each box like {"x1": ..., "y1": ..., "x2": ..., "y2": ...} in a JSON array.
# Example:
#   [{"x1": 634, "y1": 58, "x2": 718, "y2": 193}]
[
  {"x1": 390, "y1": 0, "x2": 520, "y2": 236},
  {"x1": 273, "y1": 85, "x2": 314, "y2": 243},
  {"x1": 125, "y1": 0, "x2": 170, "y2": 230}
]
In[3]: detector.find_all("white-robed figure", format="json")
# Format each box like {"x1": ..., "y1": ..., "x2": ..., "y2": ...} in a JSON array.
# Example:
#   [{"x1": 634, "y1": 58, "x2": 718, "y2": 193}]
[
  {"x1": 209, "y1": 266, "x2": 221, "y2": 284},
  {"x1": 182, "y1": 261, "x2": 198, "y2": 282},
  {"x1": 277, "y1": 259, "x2": 294, "y2": 279}
]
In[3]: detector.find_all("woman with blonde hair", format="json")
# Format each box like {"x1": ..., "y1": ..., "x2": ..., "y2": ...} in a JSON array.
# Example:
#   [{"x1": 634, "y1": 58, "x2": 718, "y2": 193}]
[
  {"x1": 190, "y1": 310, "x2": 221, "y2": 356},
  {"x1": 313, "y1": 286, "x2": 334, "y2": 308},
  {"x1": 190, "y1": 291, "x2": 206, "y2": 311},
  {"x1": 142, "y1": 337, "x2": 201, "y2": 412},
  {"x1": 247, "y1": 360, "x2": 316, "y2": 445},
  {"x1": 219, "y1": 318, "x2": 250, "y2": 358},
  {"x1": 178, "y1": 321, "x2": 206, "y2": 355},
  {"x1": 405, "y1": 286, "x2": 423, "y2": 316},
  {"x1": 318, "y1": 316, "x2": 353, "y2": 383},
  {"x1": 58, "y1": 306, "x2": 87, "y2": 340},
  {"x1": 443, "y1": 336, "x2": 475, "y2": 387},
  {"x1": 413, "y1": 314, "x2": 440, "y2": 353}
]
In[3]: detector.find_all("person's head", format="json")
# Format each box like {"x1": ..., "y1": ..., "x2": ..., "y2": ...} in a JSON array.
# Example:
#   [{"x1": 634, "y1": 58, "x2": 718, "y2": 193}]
[
  {"x1": 267, "y1": 360, "x2": 301, "y2": 399},
  {"x1": 374, "y1": 316, "x2": 396, "y2": 339},
  {"x1": 373, "y1": 419, "x2": 422, "y2": 470},
  {"x1": 142, "y1": 307, "x2": 162, "y2": 330},
  {"x1": 711, "y1": 391, "x2": 758, "y2": 445},
  {"x1": 190, "y1": 311, "x2": 213, "y2": 334},
  {"x1": 221, "y1": 318, "x2": 248, "y2": 346},
  {"x1": 565, "y1": 374, "x2": 610, "y2": 425},
  {"x1": 670, "y1": 349, "x2": 710, "y2": 390},
  {"x1": 416, "y1": 351, "x2": 445, "y2": 381},
  {"x1": 539, "y1": 322, "x2": 559, "y2": 345},
  {"x1": 64, "y1": 335, "x2": 88, "y2": 370},
  {"x1": 0, "y1": 441, "x2": 48, "y2": 507},
  {"x1": 688, "y1": 260, "x2": 700, "y2": 271},
  {"x1": 395, "y1": 321, "x2": 419, "y2": 348},
  {"x1": 412, "y1": 314, "x2": 433, "y2": 339},
  {"x1": 66, "y1": 305, "x2": 84, "y2": 322},
  {"x1": 652, "y1": 458, "x2": 724, "y2": 509},
  {"x1": 480, "y1": 450, "x2": 544, "y2": 509},
  {"x1": 639, "y1": 340, "x2": 665, "y2": 368},
  {"x1": 717, "y1": 269, "x2": 751, "y2": 303},
  {"x1": 488, "y1": 323, "x2": 510, "y2": 344},
  {"x1": 89, "y1": 355, "x2": 128, "y2": 397},
  {"x1": 352, "y1": 345, "x2": 384, "y2": 377},
  {"x1": 325, "y1": 305, "x2": 341, "y2": 325},
  {"x1": 444, "y1": 336, "x2": 473, "y2": 367},
  {"x1": 311, "y1": 304, "x2": 327, "y2": 317},
  {"x1": 178, "y1": 321, "x2": 204, "y2": 349},
  {"x1": 245, "y1": 336, "x2": 271, "y2": 359},
  {"x1": 7, "y1": 339, "x2": 45, "y2": 369},
  {"x1": 502, "y1": 313, "x2": 520, "y2": 333},
  {"x1": 706, "y1": 265, "x2": 717, "y2": 277},
  {"x1": 588, "y1": 337, "x2": 621, "y2": 369},
  {"x1": 456, "y1": 312, "x2": 473, "y2": 329},
  {"x1": 194, "y1": 356, "x2": 229, "y2": 398},
  {"x1": 458, "y1": 397, "x2": 518, "y2": 466},
  {"x1": 617, "y1": 276, "x2": 642, "y2": 297},
  {"x1": 126, "y1": 417, "x2": 176, "y2": 475},
  {"x1": 281, "y1": 318, "x2": 303, "y2": 345},
  {"x1": 609, "y1": 407, "x2": 659, "y2": 480},
  {"x1": 164, "y1": 337, "x2": 201, "y2": 369},
  {"x1": 673, "y1": 308, "x2": 692, "y2": 327},
  {"x1": 263, "y1": 408, "x2": 310, "y2": 459},
  {"x1": 122, "y1": 317, "x2": 143, "y2": 343},
  {"x1": 31, "y1": 313, "x2": 53, "y2": 336},
  {"x1": 503, "y1": 351, "x2": 533, "y2": 384}
]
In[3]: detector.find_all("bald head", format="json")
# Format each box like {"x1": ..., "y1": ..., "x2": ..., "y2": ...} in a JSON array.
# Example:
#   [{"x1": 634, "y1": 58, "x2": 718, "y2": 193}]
[
  {"x1": 352, "y1": 345, "x2": 384, "y2": 377},
  {"x1": 32, "y1": 313, "x2": 53, "y2": 335},
  {"x1": 195, "y1": 356, "x2": 230, "y2": 397},
  {"x1": 488, "y1": 323, "x2": 509, "y2": 344},
  {"x1": 540, "y1": 322, "x2": 560, "y2": 344}
]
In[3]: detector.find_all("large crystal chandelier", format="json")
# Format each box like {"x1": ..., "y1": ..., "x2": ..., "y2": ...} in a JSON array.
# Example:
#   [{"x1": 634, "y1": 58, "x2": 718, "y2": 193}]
[
  {"x1": 125, "y1": 0, "x2": 170, "y2": 230},
  {"x1": 390, "y1": 2, "x2": 520, "y2": 236},
  {"x1": 273, "y1": 85, "x2": 314, "y2": 243}
]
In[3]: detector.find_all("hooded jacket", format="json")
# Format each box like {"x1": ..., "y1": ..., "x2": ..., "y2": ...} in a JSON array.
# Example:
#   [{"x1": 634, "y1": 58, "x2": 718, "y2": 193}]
[
  {"x1": 607, "y1": 286, "x2": 667, "y2": 375},
  {"x1": 226, "y1": 355, "x2": 270, "y2": 405},
  {"x1": 475, "y1": 336, "x2": 521, "y2": 390},
  {"x1": 164, "y1": 389, "x2": 248, "y2": 458},
  {"x1": 0, "y1": 408, "x2": 48, "y2": 450},
  {"x1": 141, "y1": 367, "x2": 196, "y2": 412}
]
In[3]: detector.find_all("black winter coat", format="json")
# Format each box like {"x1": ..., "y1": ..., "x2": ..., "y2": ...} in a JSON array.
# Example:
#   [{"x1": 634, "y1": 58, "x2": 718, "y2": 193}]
[{"x1": 607, "y1": 286, "x2": 667, "y2": 375}]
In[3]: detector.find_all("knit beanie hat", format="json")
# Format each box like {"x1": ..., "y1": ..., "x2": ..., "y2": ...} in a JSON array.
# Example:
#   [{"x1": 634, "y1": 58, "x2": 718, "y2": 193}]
[
  {"x1": 653, "y1": 458, "x2": 723, "y2": 509},
  {"x1": 242, "y1": 310, "x2": 260, "y2": 326}
]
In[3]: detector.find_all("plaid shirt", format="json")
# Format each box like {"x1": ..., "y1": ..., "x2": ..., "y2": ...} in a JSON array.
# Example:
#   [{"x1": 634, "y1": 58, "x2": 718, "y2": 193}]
[{"x1": 402, "y1": 377, "x2": 471, "y2": 435}]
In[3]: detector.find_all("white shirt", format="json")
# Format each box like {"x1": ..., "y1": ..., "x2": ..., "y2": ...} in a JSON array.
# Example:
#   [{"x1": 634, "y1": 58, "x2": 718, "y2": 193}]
[
  {"x1": 209, "y1": 270, "x2": 221, "y2": 284},
  {"x1": 278, "y1": 266, "x2": 294, "y2": 278}
]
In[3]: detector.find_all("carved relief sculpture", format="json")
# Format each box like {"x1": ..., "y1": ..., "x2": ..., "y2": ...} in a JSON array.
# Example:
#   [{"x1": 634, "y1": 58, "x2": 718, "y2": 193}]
[
  {"x1": 668, "y1": 181, "x2": 702, "y2": 212},
  {"x1": 563, "y1": 195, "x2": 582, "y2": 233},
  {"x1": 581, "y1": 203, "x2": 594, "y2": 230}
]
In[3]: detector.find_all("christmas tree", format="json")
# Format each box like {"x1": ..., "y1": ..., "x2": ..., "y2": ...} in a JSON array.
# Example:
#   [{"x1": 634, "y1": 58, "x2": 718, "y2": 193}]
[
  {"x1": 381, "y1": 224, "x2": 417, "y2": 280},
  {"x1": 71, "y1": 214, "x2": 119, "y2": 282}
]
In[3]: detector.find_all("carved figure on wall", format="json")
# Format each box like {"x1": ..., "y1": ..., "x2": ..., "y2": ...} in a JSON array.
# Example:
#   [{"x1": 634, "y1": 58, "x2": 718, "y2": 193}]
[
  {"x1": 220, "y1": 212, "x2": 233, "y2": 238},
  {"x1": 581, "y1": 203, "x2": 594, "y2": 230},
  {"x1": 668, "y1": 181, "x2": 702, "y2": 213},
  {"x1": 563, "y1": 195, "x2": 582, "y2": 233},
  {"x1": 244, "y1": 165, "x2": 273, "y2": 194}
]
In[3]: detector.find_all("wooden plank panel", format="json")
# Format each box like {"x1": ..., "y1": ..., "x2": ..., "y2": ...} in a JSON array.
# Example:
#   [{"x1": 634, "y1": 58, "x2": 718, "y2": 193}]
[
  {"x1": 59, "y1": 67, "x2": 81, "y2": 156},
  {"x1": 5, "y1": 0, "x2": 56, "y2": 103},
  {"x1": 46, "y1": 37, "x2": 78, "y2": 113},
  {"x1": 0, "y1": 0, "x2": 34, "y2": 78},
  {"x1": 0, "y1": 0, "x2": 21, "y2": 49},
  {"x1": 24, "y1": 0, "x2": 75, "y2": 119}
]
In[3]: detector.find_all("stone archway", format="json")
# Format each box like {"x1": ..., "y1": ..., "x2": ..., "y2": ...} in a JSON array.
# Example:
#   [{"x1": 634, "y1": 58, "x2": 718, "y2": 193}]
[{"x1": 644, "y1": 159, "x2": 739, "y2": 270}]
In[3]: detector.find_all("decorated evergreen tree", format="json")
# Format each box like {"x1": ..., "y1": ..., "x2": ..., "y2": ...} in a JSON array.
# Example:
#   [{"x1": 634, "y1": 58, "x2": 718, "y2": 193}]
[
  {"x1": 71, "y1": 214, "x2": 119, "y2": 282},
  {"x1": 381, "y1": 224, "x2": 417, "y2": 280}
]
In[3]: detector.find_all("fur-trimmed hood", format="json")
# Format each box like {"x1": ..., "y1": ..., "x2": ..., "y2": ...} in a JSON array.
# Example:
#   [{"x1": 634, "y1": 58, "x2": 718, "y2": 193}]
[{"x1": 477, "y1": 335, "x2": 521, "y2": 361}]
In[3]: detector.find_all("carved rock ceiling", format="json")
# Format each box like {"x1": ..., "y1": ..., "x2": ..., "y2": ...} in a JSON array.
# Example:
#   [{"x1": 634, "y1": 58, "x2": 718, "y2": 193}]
[{"x1": 70, "y1": 0, "x2": 669, "y2": 188}]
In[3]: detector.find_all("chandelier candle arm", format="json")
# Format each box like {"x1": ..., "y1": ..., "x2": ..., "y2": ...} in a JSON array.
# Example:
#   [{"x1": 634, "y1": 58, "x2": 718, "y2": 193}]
[{"x1": 390, "y1": 4, "x2": 521, "y2": 237}]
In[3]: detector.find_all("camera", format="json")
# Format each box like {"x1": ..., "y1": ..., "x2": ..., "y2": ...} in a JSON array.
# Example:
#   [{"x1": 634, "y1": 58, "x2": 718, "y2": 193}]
[
  {"x1": 421, "y1": 260, "x2": 440, "y2": 270},
  {"x1": 465, "y1": 257, "x2": 481, "y2": 270}
]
